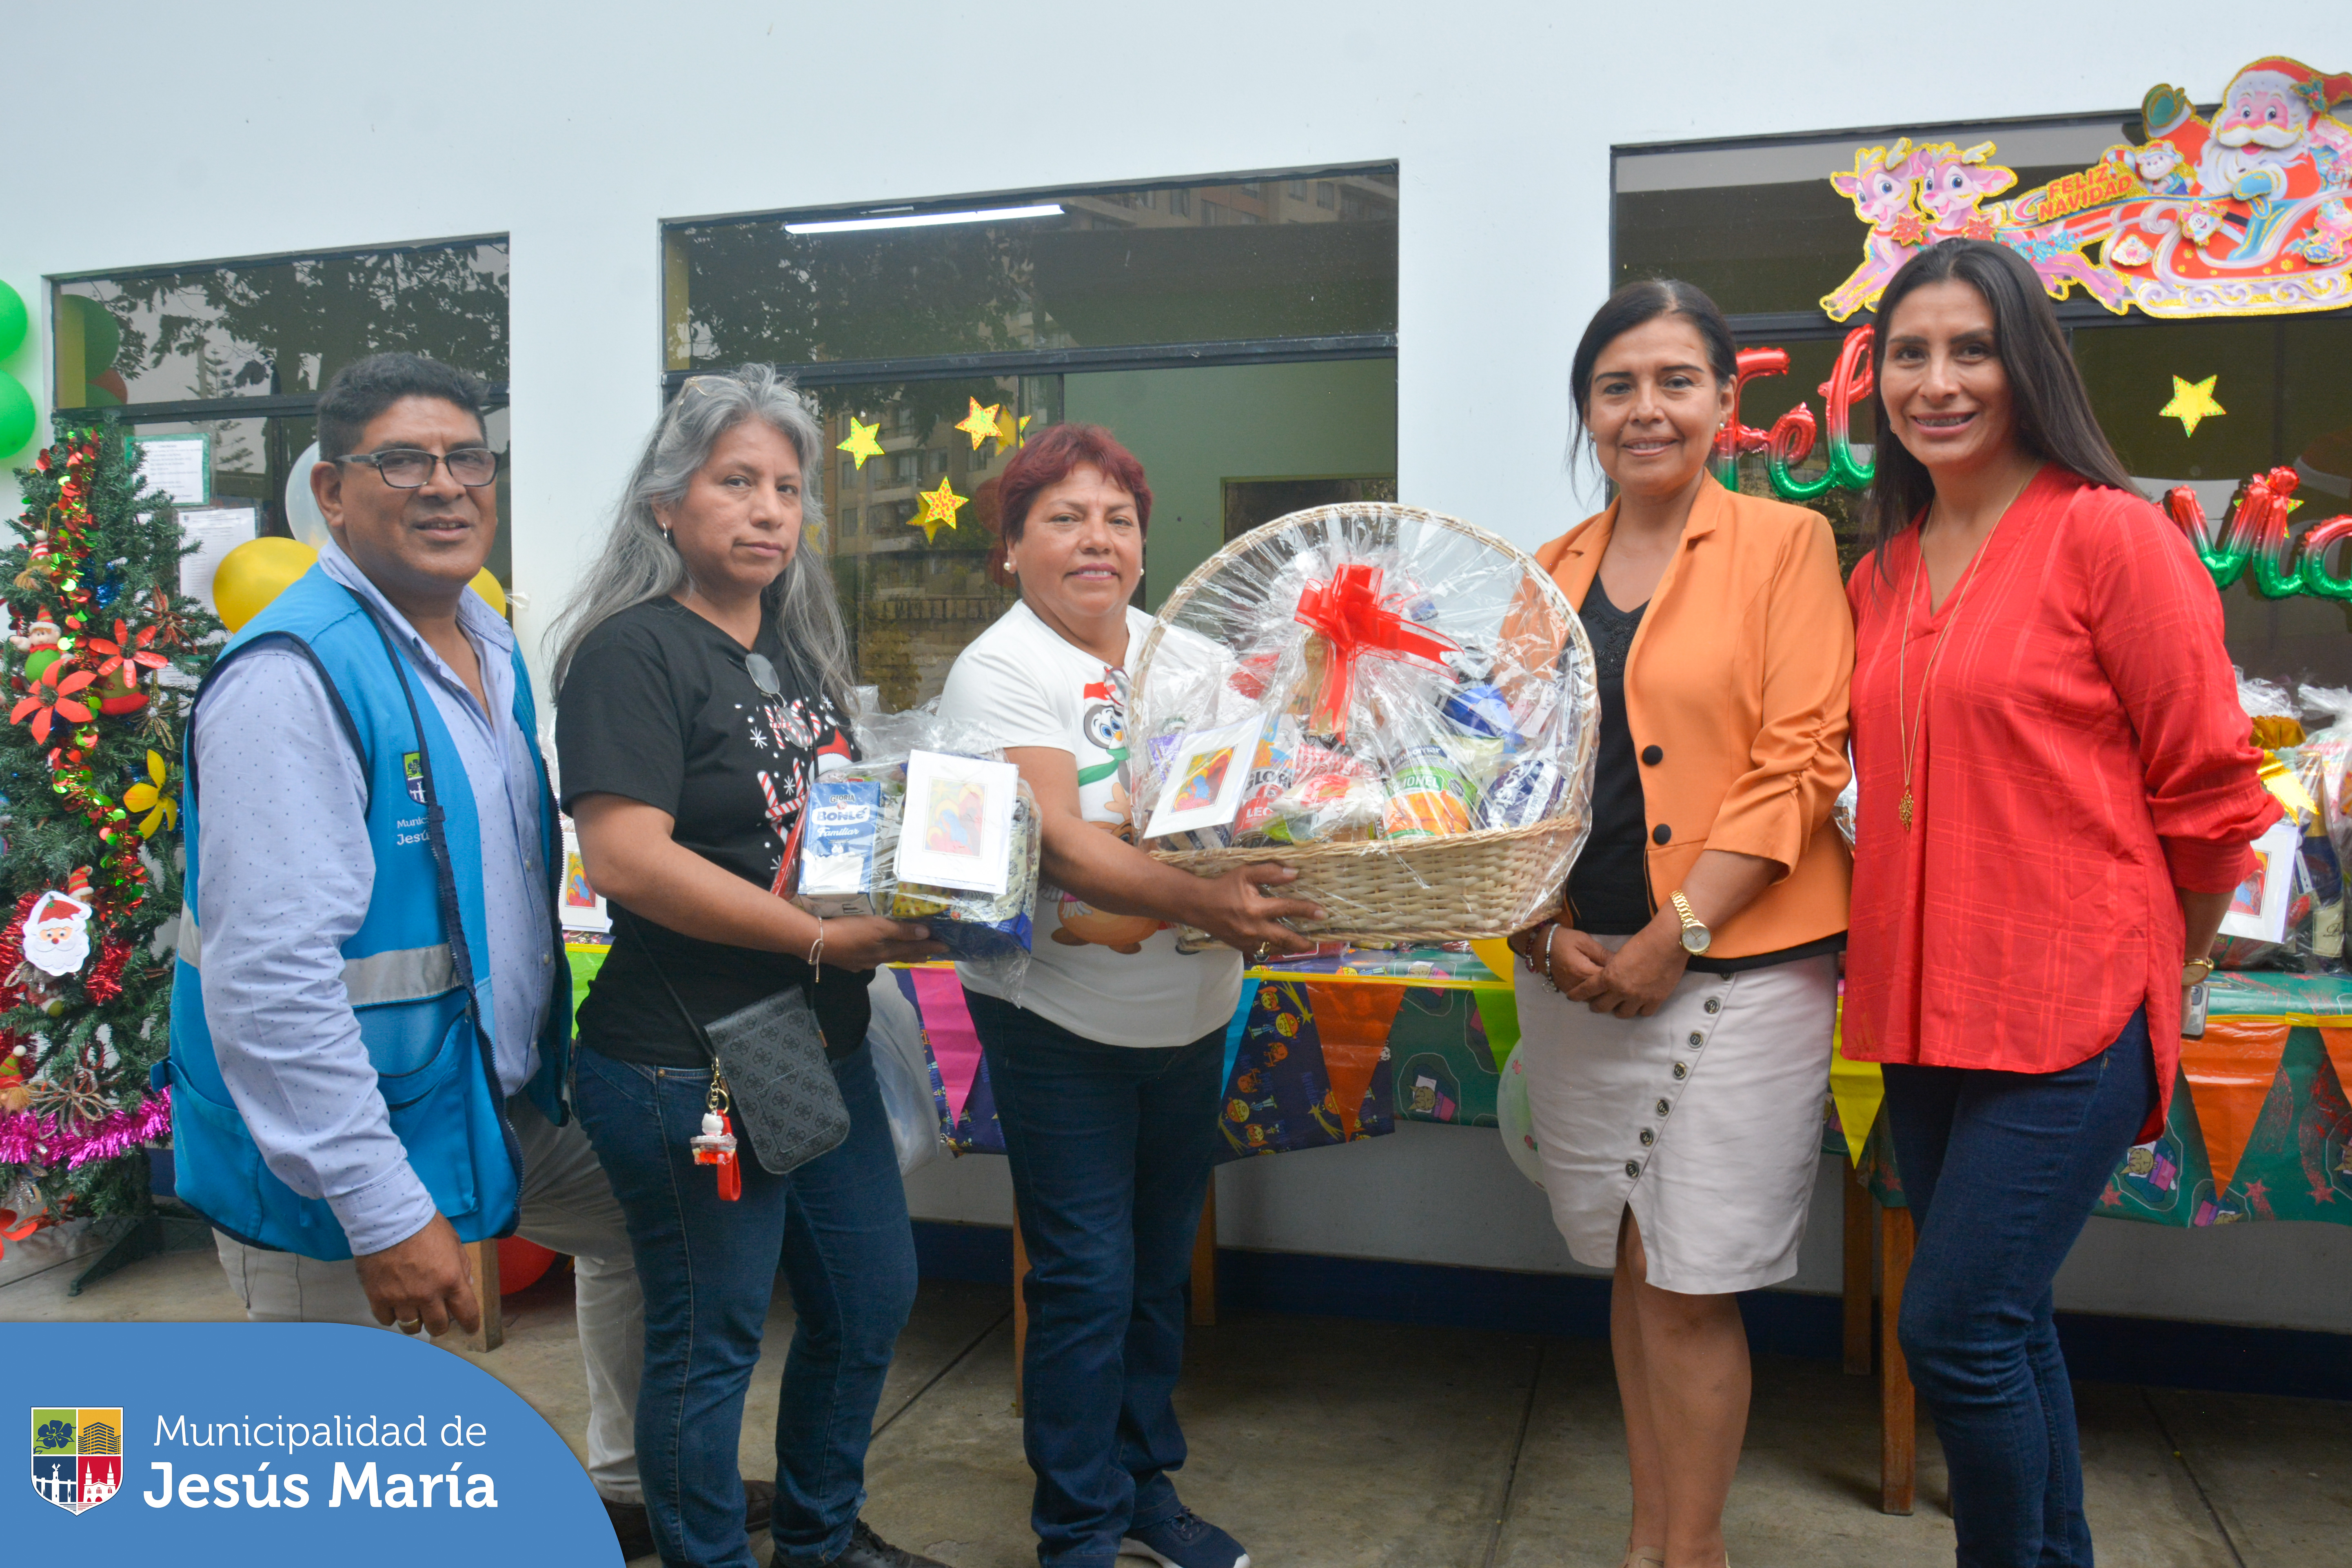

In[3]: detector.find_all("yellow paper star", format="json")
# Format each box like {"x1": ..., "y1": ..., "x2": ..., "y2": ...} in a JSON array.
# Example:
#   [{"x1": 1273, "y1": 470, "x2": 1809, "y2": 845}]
[
  {"x1": 2161, "y1": 374, "x2": 2225, "y2": 437},
  {"x1": 910, "y1": 477, "x2": 970, "y2": 543},
  {"x1": 995, "y1": 407, "x2": 1033, "y2": 450},
  {"x1": 836, "y1": 417, "x2": 884, "y2": 469},
  {"x1": 954, "y1": 397, "x2": 1003, "y2": 451}
]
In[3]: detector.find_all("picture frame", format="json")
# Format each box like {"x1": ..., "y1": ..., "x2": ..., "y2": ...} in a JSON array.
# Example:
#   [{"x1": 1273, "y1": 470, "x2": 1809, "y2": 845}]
[
  {"x1": 560, "y1": 826, "x2": 611, "y2": 934},
  {"x1": 1142, "y1": 713, "x2": 1264, "y2": 841},
  {"x1": 2218, "y1": 818, "x2": 2301, "y2": 945},
  {"x1": 894, "y1": 750, "x2": 1018, "y2": 896}
]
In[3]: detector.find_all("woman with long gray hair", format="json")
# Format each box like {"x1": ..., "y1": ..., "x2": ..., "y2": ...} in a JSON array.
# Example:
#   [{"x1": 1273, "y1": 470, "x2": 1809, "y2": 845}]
[{"x1": 555, "y1": 366, "x2": 947, "y2": 1568}]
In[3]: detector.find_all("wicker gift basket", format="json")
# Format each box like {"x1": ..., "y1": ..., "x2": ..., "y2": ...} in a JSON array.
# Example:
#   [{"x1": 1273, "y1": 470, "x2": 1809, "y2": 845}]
[{"x1": 1129, "y1": 503, "x2": 1597, "y2": 944}]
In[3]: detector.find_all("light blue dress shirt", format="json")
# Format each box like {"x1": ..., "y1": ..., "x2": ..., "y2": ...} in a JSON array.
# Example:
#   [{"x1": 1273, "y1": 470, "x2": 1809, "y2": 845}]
[{"x1": 193, "y1": 538, "x2": 554, "y2": 1255}]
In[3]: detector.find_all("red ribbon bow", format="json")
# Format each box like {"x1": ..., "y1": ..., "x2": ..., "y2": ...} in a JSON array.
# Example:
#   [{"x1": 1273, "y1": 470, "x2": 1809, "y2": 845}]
[{"x1": 1291, "y1": 564, "x2": 1458, "y2": 744}]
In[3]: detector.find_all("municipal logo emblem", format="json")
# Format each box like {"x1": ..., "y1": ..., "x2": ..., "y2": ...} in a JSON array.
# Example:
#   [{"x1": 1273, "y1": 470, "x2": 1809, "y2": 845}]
[
  {"x1": 31, "y1": 1406, "x2": 122, "y2": 1515},
  {"x1": 404, "y1": 752, "x2": 426, "y2": 805}
]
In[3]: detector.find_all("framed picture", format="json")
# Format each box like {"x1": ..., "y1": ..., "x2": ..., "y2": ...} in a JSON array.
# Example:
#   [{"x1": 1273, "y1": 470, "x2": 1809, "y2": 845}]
[
  {"x1": 1142, "y1": 714, "x2": 1264, "y2": 841},
  {"x1": 2218, "y1": 819, "x2": 2300, "y2": 945},
  {"x1": 560, "y1": 827, "x2": 611, "y2": 934},
  {"x1": 894, "y1": 750, "x2": 1018, "y2": 896}
]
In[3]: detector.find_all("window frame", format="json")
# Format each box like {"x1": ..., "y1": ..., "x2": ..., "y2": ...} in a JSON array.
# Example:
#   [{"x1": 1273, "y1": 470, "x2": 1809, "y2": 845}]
[{"x1": 656, "y1": 163, "x2": 1400, "y2": 397}]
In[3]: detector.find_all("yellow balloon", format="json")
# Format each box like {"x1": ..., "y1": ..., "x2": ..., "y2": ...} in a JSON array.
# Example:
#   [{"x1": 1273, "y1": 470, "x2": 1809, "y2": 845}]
[
  {"x1": 212, "y1": 538, "x2": 320, "y2": 632},
  {"x1": 469, "y1": 568, "x2": 508, "y2": 617}
]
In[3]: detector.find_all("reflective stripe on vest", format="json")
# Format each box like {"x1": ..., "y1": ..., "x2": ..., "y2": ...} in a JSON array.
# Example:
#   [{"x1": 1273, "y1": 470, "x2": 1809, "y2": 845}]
[{"x1": 176, "y1": 905, "x2": 455, "y2": 1005}]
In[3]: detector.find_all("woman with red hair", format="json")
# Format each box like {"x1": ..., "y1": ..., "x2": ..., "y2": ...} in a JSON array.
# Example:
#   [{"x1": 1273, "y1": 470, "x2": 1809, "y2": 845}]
[{"x1": 940, "y1": 424, "x2": 1314, "y2": 1568}]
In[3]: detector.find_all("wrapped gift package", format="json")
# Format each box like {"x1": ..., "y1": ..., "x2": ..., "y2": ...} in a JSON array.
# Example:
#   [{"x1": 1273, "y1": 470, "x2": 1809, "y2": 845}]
[
  {"x1": 792, "y1": 709, "x2": 1041, "y2": 973},
  {"x1": 1128, "y1": 503, "x2": 1597, "y2": 943}
]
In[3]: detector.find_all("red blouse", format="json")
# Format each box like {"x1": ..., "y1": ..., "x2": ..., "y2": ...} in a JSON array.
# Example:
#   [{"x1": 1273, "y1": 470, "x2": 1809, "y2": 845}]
[{"x1": 1843, "y1": 467, "x2": 2280, "y2": 1135}]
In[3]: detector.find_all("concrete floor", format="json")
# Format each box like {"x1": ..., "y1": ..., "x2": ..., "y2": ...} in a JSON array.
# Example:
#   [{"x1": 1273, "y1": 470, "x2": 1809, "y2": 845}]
[{"x1": 4, "y1": 1222, "x2": 2345, "y2": 1566}]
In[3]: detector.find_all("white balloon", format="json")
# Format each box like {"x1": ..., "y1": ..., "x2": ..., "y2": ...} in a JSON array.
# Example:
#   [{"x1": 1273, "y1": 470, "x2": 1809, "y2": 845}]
[
  {"x1": 1495, "y1": 1042, "x2": 1546, "y2": 1188},
  {"x1": 284, "y1": 440, "x2": 331, "y2": 548}
]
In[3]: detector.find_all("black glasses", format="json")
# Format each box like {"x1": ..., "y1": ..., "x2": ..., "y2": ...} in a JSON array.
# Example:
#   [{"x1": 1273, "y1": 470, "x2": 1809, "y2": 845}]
[
  {"x1": 743, "y1": 652, "x2": 783, "y2": 699},
  {"x1": 337, "y1": 447, "x2": 501, "y2": 488}
]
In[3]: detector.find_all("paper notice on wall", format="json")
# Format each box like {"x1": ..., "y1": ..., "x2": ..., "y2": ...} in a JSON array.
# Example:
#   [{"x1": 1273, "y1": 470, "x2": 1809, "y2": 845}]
[
  {"x1": 135, "y1": 433, "x2": 211, "y2": 506},
  {"x1": 177, "y1": 506, "x2": 257, "y2": 613}
]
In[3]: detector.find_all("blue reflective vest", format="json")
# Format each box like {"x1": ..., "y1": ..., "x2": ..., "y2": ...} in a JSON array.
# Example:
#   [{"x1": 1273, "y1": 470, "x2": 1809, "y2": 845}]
[{"x1": 161, "y1": 566, "x2": 568, "y2": 1260}]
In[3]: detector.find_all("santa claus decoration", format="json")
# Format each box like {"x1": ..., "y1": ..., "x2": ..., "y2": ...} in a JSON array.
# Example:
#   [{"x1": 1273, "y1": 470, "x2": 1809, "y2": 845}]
[{"x1": 19, "y1": 871, "x2": 94, "y2": 979}]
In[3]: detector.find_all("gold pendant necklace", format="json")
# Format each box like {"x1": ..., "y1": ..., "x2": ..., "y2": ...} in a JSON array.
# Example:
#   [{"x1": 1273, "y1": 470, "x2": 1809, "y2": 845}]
[{"x1": 1894, "y1": 468, "x2": 2036, "y2": 831}]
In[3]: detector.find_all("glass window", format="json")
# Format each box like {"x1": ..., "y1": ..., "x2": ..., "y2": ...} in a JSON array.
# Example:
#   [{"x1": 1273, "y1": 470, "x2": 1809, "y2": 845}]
[
  {"x1": 52, "y1": 238, "x2": 513, "y2": 582},
  {"x1": 55, "y1": 238, "x2": 508, "y2": 409},
  {"x1": 810, "y1": 376, "x2": 1056, "y2": 709},
  {"x1": 803, "y1": 357, "x2": 1397, "y2": 705},
  {"x1": 661, "y1": 167, "x2": 1397, "y2": 370},
  {"x1": 2074, "y1": 316, "x2": 2352, "y2": 688}
]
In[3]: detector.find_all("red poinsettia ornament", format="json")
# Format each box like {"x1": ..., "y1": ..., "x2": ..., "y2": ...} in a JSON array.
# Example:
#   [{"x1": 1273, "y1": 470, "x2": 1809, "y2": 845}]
[
  {"x1": 86, "y1": 620, "x2": 166, "y2": 716},
  {"x1": 10, "y1": 661, "x2": 96, "y2": 744}
]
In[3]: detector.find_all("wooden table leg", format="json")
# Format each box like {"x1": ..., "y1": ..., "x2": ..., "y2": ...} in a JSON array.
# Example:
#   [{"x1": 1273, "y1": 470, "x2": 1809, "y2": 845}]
[
  {"x1": 1843, "y1": 1158, "x2": 1872, "y2": 1376},
  {"x1": 1190, "y1": 1184, "x2": 1219, "y2": 1327},
  {"x1": 464, "y1": 1240, "x2": 503, "y2": 1353},
  {"x1": 1877, "y1": 1202, "x2": 1915, "y2": 1516},
  {"x1": 1010, "y1": 1222, "x2": 1030, "y2": 1415}
]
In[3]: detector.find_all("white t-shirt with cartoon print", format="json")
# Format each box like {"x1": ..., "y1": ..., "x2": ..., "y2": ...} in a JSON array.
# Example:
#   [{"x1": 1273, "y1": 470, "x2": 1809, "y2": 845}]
[{"x1": 939, "y1": 600, "x2": 1242, "y2": 1047}]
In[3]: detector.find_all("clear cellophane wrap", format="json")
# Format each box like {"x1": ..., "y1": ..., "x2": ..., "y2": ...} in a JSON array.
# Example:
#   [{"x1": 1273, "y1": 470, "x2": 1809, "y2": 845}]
[
  {"x1": 796, "y1": 703, "x2": 1040, "y2": 989},
  {"x1": 1128, "y1": 504, "x2": 1597, "y2": 943},
  {"x1": 2212, "y1": 674, "x2": 2343, "y2": 972}
]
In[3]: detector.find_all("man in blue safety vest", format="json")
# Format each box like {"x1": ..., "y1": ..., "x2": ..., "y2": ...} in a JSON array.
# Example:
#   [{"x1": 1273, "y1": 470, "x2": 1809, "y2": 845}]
[{"x1": 164, "y1": 353, "x2": 764, "y2": 1555}]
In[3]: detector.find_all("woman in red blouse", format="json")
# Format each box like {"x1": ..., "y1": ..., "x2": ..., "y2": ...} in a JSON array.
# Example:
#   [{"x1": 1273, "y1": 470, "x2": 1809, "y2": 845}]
[{"x1": 1844, "y1": 239, "x2": 2277, "y2": 1566}]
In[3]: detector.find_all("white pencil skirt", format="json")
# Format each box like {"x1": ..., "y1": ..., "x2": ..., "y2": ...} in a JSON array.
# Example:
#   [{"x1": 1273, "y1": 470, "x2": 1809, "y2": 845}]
[{"x1": 1514, "y1": 937, "x2": 1838, "y2": 1295}]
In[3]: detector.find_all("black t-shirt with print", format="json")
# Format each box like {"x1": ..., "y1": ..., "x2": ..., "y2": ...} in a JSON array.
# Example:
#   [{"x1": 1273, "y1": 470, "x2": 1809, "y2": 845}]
[{"x1": 557, "y1": 598, "x2": 863, "y2": 1067}]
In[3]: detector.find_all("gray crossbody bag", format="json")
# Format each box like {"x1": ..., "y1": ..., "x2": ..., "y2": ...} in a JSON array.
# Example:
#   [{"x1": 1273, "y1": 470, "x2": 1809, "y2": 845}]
[{"x1": 622, "y1": 910, "x2": 849, "y2": 1175}]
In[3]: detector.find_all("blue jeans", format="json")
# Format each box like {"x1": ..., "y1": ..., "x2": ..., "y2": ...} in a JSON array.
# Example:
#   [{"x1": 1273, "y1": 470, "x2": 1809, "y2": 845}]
[
  {"x1": 1882, "y1": 1008, "x2": 2157, "y2": 1568},
  {"x1": 575, "y1": 1042, "x2": 917, "y2": 1568},
  {"x1": 966, "y1": 991, "x2": 1226, "y2": 1568}
]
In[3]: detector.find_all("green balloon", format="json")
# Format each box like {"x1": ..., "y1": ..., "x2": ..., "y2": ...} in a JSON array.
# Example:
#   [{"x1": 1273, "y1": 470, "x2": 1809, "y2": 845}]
[
  {"x1": 0, "y1": 281, "x2": 25, "y2": 362},
  {"x1": 0, "y1": 373, "x2": 35, "y2": 457}
]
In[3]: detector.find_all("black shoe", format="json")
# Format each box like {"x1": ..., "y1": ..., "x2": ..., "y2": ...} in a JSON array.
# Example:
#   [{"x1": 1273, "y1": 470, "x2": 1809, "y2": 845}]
[
  {"x1": 603, "y1": 1479, "x2": 777, "y2": 1561},
  {"x1": 818, "y1": 1518, "x2": 949, "y2": 1568}
]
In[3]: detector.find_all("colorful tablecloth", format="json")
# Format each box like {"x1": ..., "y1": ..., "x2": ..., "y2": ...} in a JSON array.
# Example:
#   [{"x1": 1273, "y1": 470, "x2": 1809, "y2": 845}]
[{"x1": 562, "y1": 943, "x2": 2352, "y2": 1224}]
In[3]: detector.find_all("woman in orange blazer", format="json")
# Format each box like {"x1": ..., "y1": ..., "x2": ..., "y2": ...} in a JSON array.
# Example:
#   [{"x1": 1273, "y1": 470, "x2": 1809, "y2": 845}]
[{"x1": 1506, "y1": 280, "x2": 1852, "y2": 1568}]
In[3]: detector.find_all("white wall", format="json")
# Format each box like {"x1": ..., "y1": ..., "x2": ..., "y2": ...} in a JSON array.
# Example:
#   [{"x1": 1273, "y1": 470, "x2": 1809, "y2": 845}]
[{"x1": 7, "y1": 2, "x2": 2348, "y2": 1333}]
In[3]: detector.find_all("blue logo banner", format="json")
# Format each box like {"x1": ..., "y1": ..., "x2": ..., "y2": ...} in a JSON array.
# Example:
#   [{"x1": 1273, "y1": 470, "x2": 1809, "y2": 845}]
[{"x1": 6, "y1": 1323, "x2": 616, "y2": 1564}]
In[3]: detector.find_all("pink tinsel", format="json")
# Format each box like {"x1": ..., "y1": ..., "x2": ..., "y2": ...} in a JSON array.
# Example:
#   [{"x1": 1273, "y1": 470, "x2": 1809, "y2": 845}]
[{"x1": 0, "y1": 1087, "x2": 170, "y2": 1171}]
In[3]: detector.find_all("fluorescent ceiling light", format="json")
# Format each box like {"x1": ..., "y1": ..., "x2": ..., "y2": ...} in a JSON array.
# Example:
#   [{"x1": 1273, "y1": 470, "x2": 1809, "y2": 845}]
[{"x1": 785, "y1": 203, "x2": 1064, "y2": 236}]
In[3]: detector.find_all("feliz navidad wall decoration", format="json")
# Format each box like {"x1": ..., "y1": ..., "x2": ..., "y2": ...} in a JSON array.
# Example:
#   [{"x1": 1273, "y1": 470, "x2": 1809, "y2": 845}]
[{"x1": 1822, "y1": 53, "x2": 2352, "y2": 321}]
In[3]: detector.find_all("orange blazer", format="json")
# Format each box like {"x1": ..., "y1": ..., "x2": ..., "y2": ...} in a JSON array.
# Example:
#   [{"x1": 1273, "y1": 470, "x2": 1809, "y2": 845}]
[{"x1": 1535, "y1": 481, "x2": 1853, "y2": 958}]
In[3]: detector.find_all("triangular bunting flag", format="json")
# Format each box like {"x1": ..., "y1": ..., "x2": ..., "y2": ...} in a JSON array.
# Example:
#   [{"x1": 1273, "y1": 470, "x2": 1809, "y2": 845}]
[
  {"x1": 1472, "y1": 989, "x2": 1521, "y2": 1072},
  {"x1": 1300, "y1": 981, "x2": 1407, "y2": 1138},
  {"x1": 1469, "y1": 938, "x2": 1516, "y2": 985},
  {"x1": 1828, "y1": 1026, "x2": 1885, "y2": 1164},
  {"x1": 2318, "y1": 1027, "x2": 2352, "y2": 1120},
  {"x1": 2178, "y1": 1016, "x2": 2292, "y2": 1195},
  {"x1": 907, "y1": 966, "x2": 987, "y2": 1126}
]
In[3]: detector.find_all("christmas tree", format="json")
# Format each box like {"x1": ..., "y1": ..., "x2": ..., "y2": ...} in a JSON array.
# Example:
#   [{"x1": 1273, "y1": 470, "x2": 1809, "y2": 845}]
[{"x1": 0, "y1": 417, "x2": 220, "y2": 1229}]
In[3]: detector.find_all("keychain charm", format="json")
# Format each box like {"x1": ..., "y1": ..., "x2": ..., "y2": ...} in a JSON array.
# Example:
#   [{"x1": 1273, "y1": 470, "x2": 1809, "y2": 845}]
[{"x1": 691, "y1": 1076, "x2": 742, "y2": 1201}]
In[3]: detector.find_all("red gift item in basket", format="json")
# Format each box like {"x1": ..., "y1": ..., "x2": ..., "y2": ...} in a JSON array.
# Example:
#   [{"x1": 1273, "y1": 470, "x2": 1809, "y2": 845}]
[{"x1": 1292, "y1": 564, "x2": 1459, "y2": 744}]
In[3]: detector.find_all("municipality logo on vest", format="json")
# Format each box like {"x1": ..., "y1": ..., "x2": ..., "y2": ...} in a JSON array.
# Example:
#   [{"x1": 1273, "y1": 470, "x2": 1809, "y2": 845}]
[{"x1": 31, "y1": 1407, "x2": 123, "y2": 1515}]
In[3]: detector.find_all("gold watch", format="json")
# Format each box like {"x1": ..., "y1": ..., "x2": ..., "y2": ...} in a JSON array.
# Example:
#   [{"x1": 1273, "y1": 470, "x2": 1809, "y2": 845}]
[
  {"x1": 1670, "y1": 891, "x2": 1712, "y2": 955},
  {"x1": 2181, "y1": 957, "x2": 2215, "y2": 987}
]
